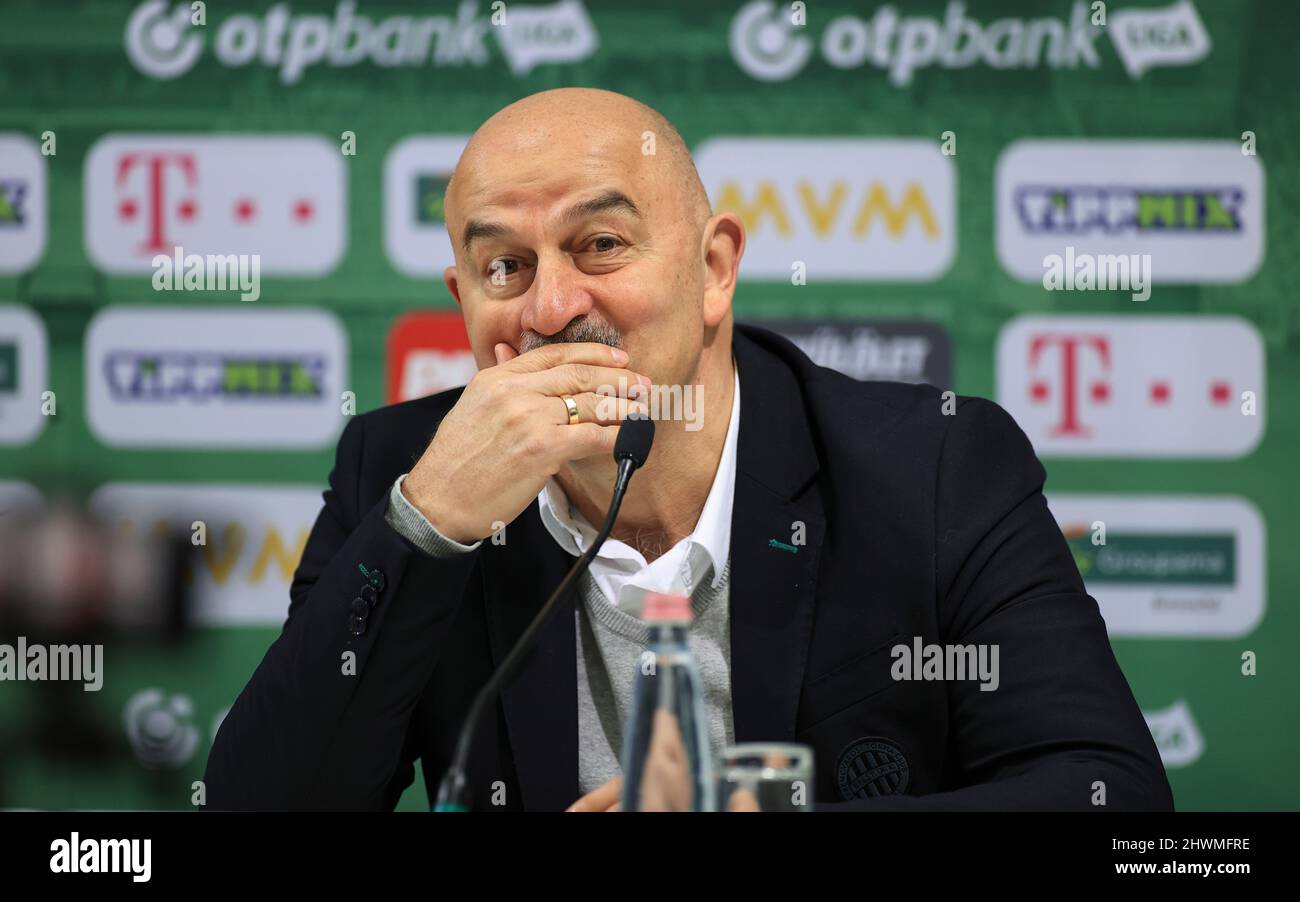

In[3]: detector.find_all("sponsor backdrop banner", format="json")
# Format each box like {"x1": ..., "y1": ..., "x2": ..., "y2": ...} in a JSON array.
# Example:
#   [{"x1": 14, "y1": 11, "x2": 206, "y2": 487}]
[{"x1": 0, "y1": 0, "x2": 1296, "y2": 810}]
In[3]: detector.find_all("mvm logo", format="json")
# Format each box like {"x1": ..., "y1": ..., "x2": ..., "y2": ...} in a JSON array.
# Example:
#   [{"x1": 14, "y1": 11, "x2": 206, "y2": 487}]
[
  {"x1": 694, "y1": 138, "x2": 955, "y2": 281},
  {"x1": 121, "y1": 517, "x2": 308, "y2": 588},
  {"x1": 91, "y1": 484, "x2": 325, "y2": 626}
]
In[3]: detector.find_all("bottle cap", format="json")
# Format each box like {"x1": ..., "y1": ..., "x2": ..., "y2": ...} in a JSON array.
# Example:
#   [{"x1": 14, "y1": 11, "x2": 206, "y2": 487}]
[{"x1": 642, "y1": 592, "x2": 692, "y2": 623}]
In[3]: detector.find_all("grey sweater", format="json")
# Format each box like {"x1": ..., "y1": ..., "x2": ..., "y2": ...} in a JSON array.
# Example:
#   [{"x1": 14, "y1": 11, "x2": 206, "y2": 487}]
[{"x1": 384, "y1": 476, "x2": 735, "y2": 799}]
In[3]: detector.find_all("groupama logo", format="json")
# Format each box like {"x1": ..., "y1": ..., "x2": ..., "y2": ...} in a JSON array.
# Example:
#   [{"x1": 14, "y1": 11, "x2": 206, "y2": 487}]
[{"x1": 125, "y1": 0, "x2": 598, "y2": 84}]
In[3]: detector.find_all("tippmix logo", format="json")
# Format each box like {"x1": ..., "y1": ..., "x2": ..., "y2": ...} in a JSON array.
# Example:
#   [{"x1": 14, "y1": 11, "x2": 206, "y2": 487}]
[
  {"x1": 85, "y1": 307, "x2": 347, "y2": 449},
  {"x1": 0, "y1": 134, "x2": 47, "y2": 274},
  {"x1": 996, "y1": 140, "x2": 1264, "y2": 284}
]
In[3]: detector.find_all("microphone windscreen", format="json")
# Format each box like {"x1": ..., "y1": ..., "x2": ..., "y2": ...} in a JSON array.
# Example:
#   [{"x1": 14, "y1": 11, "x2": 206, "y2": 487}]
[{"x1": 614, "y1": 411, "x2": 655, "y2": 469}]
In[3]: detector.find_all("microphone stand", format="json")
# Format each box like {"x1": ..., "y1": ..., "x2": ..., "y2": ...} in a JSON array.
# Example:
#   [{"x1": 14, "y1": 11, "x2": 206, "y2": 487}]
[{"x1": 434, "y1": 450, "x2": 644, "y2": 811}]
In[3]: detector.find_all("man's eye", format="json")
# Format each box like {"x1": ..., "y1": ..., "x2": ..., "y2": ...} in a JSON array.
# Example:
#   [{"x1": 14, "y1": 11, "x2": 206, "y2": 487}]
[
  {"x1": 488, "y1": 259, "x2": 517, "y2": 281},
  {"x1": 589, "y1": 236, "x2": 621, "y2": 253}
]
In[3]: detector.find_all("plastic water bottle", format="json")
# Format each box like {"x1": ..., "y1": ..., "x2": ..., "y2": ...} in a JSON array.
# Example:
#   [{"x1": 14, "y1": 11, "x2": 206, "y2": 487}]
[{"x1": 619, "y1": 592, "x2": 717, "y2": 811}]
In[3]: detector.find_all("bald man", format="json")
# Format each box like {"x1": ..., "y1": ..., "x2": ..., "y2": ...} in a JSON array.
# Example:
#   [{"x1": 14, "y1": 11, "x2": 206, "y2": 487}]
[{"x1": 205, "y1": 88, "x2": 1173, "y2": 812}]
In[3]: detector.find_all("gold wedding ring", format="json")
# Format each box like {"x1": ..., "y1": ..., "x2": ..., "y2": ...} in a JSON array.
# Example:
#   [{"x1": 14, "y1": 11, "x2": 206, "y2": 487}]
[{"x1": 561, "y1": 395, "x2": 580, "y2": 425}]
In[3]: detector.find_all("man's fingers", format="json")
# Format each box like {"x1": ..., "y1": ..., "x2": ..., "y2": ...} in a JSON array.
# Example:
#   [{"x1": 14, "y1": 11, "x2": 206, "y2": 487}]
[
  {"x1": 553, "y1": 422, "x2": 622, "y2": 461},
  {"x1": 493, "y1": 342, "x2": 518, "y2": 365},
  {"x1": 550, "y1": 392, "x2": 649, "y2": 426},
  {"x1": 727, "y1": 787, "x2": 761, "y2": 812},
  {"x1": 567, "y1": 775, "x2": 623, "y2": 812},
  {"x1": 522, "y1": 362, "x2": 651, "y2": 400},
  {"x1": 649, "y1": 708, "x2": 686, "y2": 765},
  {"x1": 505, "y1": 341, "x2": 629, "y2": 373}
]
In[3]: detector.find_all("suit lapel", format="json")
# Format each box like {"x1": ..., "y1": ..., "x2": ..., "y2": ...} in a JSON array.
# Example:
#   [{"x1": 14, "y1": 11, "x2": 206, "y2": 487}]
[
  {"x1": 473, "y1": 327, "x2": 824, "y2": 805},
  {"x1": 729, "y1": 329, "x2": 825, "y2": 744},
  {"x1": 480, "y1": 510, "x2": 579, "y2": 811}
]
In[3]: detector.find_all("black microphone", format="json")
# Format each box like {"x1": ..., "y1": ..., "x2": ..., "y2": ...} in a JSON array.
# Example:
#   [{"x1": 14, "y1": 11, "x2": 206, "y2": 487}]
[{"x1": 435, "y1": 411, "x2": 655, "y2": 811}]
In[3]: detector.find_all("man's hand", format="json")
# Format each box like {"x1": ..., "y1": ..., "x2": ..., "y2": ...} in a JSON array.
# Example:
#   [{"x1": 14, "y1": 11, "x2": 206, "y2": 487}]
[
  {"x1": 402, "y1": 341, "x2": 650, "y2": 543},
  {"x1": 566, "y1": 709, "x2": 761, "y2": 812}
]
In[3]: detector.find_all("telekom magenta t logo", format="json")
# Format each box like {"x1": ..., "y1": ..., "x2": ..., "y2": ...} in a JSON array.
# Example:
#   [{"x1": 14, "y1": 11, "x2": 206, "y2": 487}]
[
  {"x1": 1027, "y1": 334, "x2": 1111, "y2": 438},
  {"x1": 115, "y1": 152, "x2": 197, "y2": 254}
]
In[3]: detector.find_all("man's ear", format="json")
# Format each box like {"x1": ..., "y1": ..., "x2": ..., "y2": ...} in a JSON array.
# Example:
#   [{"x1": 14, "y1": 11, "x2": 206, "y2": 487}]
[
  {"x1": 701, "y1": 212, "x2": 744, "y2": 328},
  {"x1": 443, "y1": 266, "x2": 463, "y2": 307}
]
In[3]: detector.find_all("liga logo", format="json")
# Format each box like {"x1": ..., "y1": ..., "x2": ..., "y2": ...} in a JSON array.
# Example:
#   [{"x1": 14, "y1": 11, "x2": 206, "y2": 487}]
[
  {"x1": 386, "y1": 311, "x2": 476, "y2": 404},
  {"x1": 84, "y1": 134, "x2": 345, "y2": 276},
  {"x1": 85, "y1": 307, "x2": 347, "y2": 449},
  {"x1": 384, "y1": 136, "x2": 468, "y2": 279},
  {"x1": 694, "y1": 138, "x2": 955, "y2": 281},
  {"x1": 1047, "y1": 494, "x2": 1264, "y2": 639},
  {"x1": 1142, "y1": 699, "x2": 1205, "y2": 769},
  {"x1": 124, "y1": 0, "x2": 598, "y2": 84},
  {"x1": 123, "y1": 688, "x2": 200, "y2": 769},
  {"x1": 0, "y1": 133, "x2": 47, "y2": 275},
  {"x1": 0, "y1": 304, "x2": 49, "y2": 447},
  {"x1": 730, "y1": 0, "x2": 1211, "y2": 85},
  {"x1": 91, "y1": 483, "x2": 324, "y2": 626},
  {"x1": 996, "y1": 316, "x2": 1265, "y2": 458},
  {"x1": 996, "y1": 140, "x2": 1264, "y2": 284}
]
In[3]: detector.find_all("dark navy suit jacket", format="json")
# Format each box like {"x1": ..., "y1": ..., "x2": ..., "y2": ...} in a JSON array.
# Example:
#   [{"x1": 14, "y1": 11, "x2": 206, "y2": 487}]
[{"x1": 204, "y1": 324, "x2": 1174, "y2": 811}]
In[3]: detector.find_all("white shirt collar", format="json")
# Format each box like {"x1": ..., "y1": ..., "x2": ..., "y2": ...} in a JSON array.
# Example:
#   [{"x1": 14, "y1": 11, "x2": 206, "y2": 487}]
[{"x1": 538, "y1": 369, "x2": 740, "y2": 606}]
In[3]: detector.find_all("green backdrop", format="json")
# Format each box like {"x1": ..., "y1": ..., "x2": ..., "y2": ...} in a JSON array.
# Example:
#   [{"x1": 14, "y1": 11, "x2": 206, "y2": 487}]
[{"x1": 0, "y1": 0, "x2": 1296, "y2": 810}]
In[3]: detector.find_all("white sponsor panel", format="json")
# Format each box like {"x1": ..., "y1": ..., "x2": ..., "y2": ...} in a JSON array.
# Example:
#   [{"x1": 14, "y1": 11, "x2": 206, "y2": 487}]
[
  {"x1": 997, "y1": 315, "x2": 1264, "y2": 458},
  {"x1": 0, "y1": 133, "x2": 47, "y2": 273},
  {"x1": 996, "y1": 140, "x2": 1264, "y2": 283},
  {"x1": 383, "y1": 136, "x2": 468, "y2": 278},
  {"x1": 124, "y1": 0, "x2": 598, "y2": 83},
  {"x1": 0, "y1": 304, "x2": 48, "y2": 445},
  {"x1": 695, "y1": 138, "x2": 955, "y2": 281},
  {"x1": 0, "y1": 480, "x2": 43, "y2": 520},
  {"x1": 85, "y1": 307, "x2": 347, "y2": 449},
  {"x1": 400, "y1": 350, "x2": 477, "y2": 401},
  {"x1": 1047, "y1": 494, "x2": 1265, "y2": 638},
  {"x1": 91, "y1": 483, "x2": 324, "y2": 626},
  {"x1": 85, "y1": 134, "x2": 345, "y2": 275}
]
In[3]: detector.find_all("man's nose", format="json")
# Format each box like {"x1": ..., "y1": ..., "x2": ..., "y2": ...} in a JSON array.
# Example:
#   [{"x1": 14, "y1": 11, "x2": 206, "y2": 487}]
[{"x1": 519, "y1": 252, "x2": 595, "y2": 338}]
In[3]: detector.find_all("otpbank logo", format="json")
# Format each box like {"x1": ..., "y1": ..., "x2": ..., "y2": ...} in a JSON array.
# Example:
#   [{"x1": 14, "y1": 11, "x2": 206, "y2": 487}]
[
  {"x1": 694, "y1": 138, "x2": 955, "y2": 281},
  {"x1": 1048, "y1": 495, "x2": 1264, "y2": 638},
  {"x1": 730, "y1": 0, "x2": 1211, "y2": 86},
  {"x1": 124, "y1": 0, "x2": 598, "y2": 84}
]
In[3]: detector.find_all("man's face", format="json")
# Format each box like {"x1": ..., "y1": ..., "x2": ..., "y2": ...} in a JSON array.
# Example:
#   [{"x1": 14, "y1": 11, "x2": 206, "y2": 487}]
[{"x1": 443, "y1": 123, "x2": 706, "y2": 389}]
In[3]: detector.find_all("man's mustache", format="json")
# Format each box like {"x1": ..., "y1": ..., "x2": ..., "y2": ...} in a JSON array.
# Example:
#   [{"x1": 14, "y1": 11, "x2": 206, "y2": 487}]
[{"x1": 518, "y1": 317, "x2": 623, "y2": 355}]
